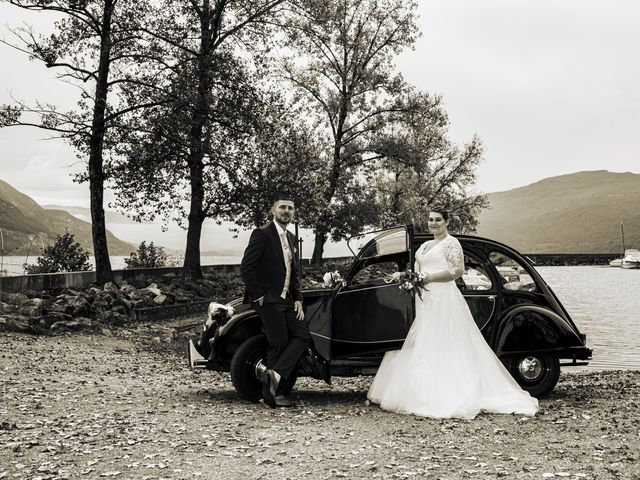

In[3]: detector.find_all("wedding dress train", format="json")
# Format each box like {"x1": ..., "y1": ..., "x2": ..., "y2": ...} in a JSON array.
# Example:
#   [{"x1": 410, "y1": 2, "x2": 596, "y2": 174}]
[{"x1": 367, "y1": 235, "x2": 538, "y2": 419}]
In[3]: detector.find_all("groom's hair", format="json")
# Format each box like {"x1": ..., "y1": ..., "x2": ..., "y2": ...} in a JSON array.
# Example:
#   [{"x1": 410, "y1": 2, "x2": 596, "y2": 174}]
[{"x1": 272, "y1": 196, "x2": 295, "y2": 207}]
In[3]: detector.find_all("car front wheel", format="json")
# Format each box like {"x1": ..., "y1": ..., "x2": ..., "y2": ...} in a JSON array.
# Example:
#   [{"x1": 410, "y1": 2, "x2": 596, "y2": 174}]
[
  {"x1": 229, "y1": 334, "x2": 298, "y2": 402},
  {"x1": 506, "y1": 353, "x2": 560, "y2": 397}
]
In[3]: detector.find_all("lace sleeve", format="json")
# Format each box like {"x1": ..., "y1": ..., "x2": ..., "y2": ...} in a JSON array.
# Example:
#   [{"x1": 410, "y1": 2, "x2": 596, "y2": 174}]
[{"x1": 443, "y1": 238, "x2": 464, "y2": 279}]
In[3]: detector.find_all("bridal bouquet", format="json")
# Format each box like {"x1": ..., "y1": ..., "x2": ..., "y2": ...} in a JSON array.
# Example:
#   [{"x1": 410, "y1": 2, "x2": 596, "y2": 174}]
[{"x1": 387, "y1": 270, "x2": 428, "y2": 299}]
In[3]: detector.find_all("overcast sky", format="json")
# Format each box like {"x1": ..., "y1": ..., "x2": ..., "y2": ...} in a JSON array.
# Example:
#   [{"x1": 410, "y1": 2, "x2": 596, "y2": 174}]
[{"x1": 1, "y1": 0, "x2": 639, "y2": 209}]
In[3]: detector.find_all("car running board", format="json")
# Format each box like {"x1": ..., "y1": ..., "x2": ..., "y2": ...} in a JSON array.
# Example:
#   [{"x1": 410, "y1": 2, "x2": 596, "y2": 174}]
[
  {"x1": 560, "y1": 360, "x2": 589, "y2": 366},
  {"x1": 188, "y1": 339, "x2": 208, "y2": 369}
]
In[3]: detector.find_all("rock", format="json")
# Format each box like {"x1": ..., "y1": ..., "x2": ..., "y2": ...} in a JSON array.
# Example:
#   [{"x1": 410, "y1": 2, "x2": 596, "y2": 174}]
[
  {"x1": 111, "y1": 297, "x2": 132, "y2": 312},
  {"x1": 145, "y1": 283, "x2": 162, "y2": 296},
  {"x1": 103, "y1": 282, "x2": 119, "y2": 293},
  {"x1": 86, "y1": 287, "x2": 102, "y2": 301},
  {"x1": 70, "y1": 297, "x2": 91, "y2": 317},
  {"x1": 42, "y1": 312, "x2": 72, "y2": 328},
  {"x1": 189, "y1": 279, "x2": 219, "y2": 298},
  {"x1": 0, "y1": 302, "x2": 18, "y2": 315},
  {"x1": 22, "y1": 297, "x2": 44, "y2": 308},
  {"x1": 119, "y1": 284, "x2": 137, "y2": 296},
  {"x1": 90, "y1": 297, "x2": 110, "y2": 318},
  {"x1": 0, "y1": 315, "x2": 33, "y2": 333},
  {"x1": 3, "y1": 293, "x2": 29, "y2": 306},
  {"x1": 50, "y1": 294, "x2": 77, "y2": 315},
  {"x1": 20, "y1": 305, "x2": 42, "y2": 317},
  {"x1": 76, "y1": 317, "x2": 92, "y2": 327},
  {"x1": 50, "y1": 319, "x2": 90, "y2": 331},
  {"x1": 109, "y1": 311, "x2": 128, "y2": 325},
  {"x1": 154, "y1": 294, "x2": 167, "y2": 306}
]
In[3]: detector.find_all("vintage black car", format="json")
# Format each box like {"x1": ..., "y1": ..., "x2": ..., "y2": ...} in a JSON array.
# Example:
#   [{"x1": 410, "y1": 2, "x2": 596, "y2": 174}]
[{"x1": 189, "y1": 226, "x2": 592, "y2": 399}]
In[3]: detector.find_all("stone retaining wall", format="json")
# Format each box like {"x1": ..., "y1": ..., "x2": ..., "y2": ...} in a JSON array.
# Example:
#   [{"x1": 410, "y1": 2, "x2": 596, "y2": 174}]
[{"x1": 0, "y1": 264, "x2": 244, "y2": 294}]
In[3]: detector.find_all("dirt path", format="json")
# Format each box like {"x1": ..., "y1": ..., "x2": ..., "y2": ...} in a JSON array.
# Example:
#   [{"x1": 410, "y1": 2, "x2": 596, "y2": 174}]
[{"x1": 1, "y1": 325, "x2": 639, "y2": 480}]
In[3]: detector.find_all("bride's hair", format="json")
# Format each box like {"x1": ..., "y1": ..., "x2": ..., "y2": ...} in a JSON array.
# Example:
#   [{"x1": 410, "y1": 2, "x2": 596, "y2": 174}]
[{"x1": 429, "y1": 205, "x2": 449, "y2": 221}]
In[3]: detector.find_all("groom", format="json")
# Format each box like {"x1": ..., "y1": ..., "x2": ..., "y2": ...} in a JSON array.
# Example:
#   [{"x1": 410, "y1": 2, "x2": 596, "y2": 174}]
[{"x1": 240, "y1": 197, "x2": 310, "y2": 408}]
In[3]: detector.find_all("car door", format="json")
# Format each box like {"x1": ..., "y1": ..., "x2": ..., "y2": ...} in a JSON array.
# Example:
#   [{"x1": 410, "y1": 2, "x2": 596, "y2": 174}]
[
  {"x1": 331, "y1": 227, "x2": 413, "y2": 358},
  {"x1": 457, "y1": 247, "x2": 498, "y2": 343}
]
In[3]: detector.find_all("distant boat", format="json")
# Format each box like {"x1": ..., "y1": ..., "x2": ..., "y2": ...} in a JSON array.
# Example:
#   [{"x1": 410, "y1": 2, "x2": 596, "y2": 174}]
[
  {"x1": 610, "y1": 221, "x2": 626, "y2": 267},
  {"x1": 622, "y1": 249, "x2": 640, "y2": 269}
]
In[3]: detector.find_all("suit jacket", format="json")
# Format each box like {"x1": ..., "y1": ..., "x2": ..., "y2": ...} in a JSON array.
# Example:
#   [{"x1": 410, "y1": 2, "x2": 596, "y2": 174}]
[{"x1": 240, "y1": 221, "x2": 303, "y2": 304}]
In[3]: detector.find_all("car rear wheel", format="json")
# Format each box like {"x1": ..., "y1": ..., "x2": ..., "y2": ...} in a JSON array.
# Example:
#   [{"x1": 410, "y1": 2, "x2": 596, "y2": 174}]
[
  {"x1": 506, "y1": 353, "x2": 560, "y2": 397},
  {"x1": 230, "y1": 334, "x2": 298, "y2": 402}
]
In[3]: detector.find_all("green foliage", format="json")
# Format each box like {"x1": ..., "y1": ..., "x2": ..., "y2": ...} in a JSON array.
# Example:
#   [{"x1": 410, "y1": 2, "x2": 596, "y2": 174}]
[
  {"x1": 283, "y1": 0, "x2": 423, "y2": 260},
  {"x1": 25, "y1": 233, "x2": 92, "y2": 274},
  {"x1": 123, "y1": 241, "x2": 169, "y2": 269}
]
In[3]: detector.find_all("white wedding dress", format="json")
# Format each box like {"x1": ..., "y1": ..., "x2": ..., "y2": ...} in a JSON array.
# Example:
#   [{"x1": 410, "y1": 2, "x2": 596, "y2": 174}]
[{"x1": 368, "y1": 234, "x2": 539, "y2": 419}]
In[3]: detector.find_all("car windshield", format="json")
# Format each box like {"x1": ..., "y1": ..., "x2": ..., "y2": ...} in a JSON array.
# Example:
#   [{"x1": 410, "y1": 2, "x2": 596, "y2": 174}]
[{"x1": 348, "y1": 227, "x2": 408, "y2": 259}]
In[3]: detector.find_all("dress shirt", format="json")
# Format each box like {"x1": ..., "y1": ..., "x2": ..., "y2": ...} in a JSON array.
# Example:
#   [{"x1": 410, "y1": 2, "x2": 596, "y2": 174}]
[{"x1": 274, "y1": 222, "x2": 293, "y2": 298}]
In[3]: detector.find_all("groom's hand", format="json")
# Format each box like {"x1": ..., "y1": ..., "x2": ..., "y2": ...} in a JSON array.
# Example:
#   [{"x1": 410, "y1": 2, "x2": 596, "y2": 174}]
[{"x1": 294, "y1": 301, "x2": 305, "y2": 321}]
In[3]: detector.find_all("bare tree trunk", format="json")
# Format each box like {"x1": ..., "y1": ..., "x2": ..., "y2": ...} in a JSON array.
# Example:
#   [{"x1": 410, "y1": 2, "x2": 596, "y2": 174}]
[
  {"x1": 310, "y1": 102, "x2": 347, "y2": 264},
  {"x1": 89, "y1": 0, "x2": 115, "y2": 285},
  {"x1": 183, "y1": 174, "x2": 204, "y2": 280},
  {"x1": 311, "y1": 231, "x2": 327, "y2": 265},
  {"x1": 183, "y1": 0, "x2": 213, "y2": 281}
]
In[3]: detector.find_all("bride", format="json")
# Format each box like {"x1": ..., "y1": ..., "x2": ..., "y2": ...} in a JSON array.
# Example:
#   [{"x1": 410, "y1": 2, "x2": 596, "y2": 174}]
[{"x1": 368, "y1": 207, "x2": 539, "y2": 419}]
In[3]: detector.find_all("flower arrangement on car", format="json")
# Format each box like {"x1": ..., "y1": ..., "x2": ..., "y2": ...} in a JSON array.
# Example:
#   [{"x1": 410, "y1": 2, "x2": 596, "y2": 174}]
[
  {"x1": 387, "y1": 269, "x2": 428, "y2": 299},
  {"x1": 322, "y1": 271, "x2": 347, "y2": 288}
]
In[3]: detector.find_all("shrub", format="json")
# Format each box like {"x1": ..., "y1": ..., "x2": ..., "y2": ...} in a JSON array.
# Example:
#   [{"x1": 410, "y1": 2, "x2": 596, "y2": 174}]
[
  {"x1": 25, "y1": 232, "x2": 92, "y2": 274},
  {"x1": 124, "y1": 241, "x2": 169, "y2": 269}
]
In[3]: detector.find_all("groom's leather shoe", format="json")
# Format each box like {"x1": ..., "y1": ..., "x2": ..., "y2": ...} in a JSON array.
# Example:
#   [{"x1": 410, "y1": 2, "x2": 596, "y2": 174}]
[
  {"x1": 262, "y1": 369, "x2": 279, "y2": 408},
  {"x1": 275, "y1": 395, "x2": 296, "y2": 408}
]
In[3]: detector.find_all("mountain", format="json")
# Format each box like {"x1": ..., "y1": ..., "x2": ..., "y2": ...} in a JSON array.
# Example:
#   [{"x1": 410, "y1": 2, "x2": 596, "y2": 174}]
[
  {"x1": 0, "y1": 179, "x2": 135, "y2": 255},
  {"x1": 42, "y1": 204, "x2": 141, "y2": 224},
  {"x1": 476, "y1": 170, "x2": 640, "y2": 253}
]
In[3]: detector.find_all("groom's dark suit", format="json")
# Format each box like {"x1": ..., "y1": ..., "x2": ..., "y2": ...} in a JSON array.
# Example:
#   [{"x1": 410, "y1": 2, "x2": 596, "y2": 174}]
[{"x1": 240, "y1": 221, "x2": 310, "y2": 384}]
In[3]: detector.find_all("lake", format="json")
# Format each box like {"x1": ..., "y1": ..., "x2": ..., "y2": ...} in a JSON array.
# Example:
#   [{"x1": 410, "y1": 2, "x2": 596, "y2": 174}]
[{"x1": 537, "y1": 266, "x2": 640, "y2": 371}]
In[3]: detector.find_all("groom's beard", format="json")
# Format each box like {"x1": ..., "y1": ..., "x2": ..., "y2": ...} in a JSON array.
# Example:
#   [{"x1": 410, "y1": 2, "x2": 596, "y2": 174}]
[{"x1": 274, "y1": 215, "x2": 292, "y2": 225}]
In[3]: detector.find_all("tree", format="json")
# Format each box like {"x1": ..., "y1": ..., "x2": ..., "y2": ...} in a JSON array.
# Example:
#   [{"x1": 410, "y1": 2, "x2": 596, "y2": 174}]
[
  {"x1": 218, "y1": 93, "x2": 327, "y2": 231},
  {"x1": 123, "y1": 241, "x2": 169, "y2": 268},
  {"x1": 282, "y1": 0, "x2": 421, "y2": 263},
  {"x1": 107, "y1": 0, "x2": 289, "y2": 280},
  {"x1": 25, "y1": 232, "x2": 92, "y2": 274},
  {"x1": 370, "y1": 92, "x2": 488, "y2": 233},
  {"x1": 0, "y1": 0, "x2": 160, "y2": 285}
]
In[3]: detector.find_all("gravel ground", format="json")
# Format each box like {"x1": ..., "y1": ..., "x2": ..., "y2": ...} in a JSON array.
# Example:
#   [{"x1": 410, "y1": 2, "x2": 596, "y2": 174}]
[{"x1": 1, "y1": 321, "x2": 639, "y2": 480}]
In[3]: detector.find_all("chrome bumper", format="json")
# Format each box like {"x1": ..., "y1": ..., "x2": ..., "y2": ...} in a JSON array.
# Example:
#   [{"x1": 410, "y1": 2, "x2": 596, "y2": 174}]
[{"x1": 188, "y1": 339, "x2": 208, "y2": 369}]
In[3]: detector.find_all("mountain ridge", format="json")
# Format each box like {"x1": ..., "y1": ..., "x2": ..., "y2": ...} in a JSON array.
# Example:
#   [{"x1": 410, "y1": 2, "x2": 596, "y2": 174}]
[
  {"x1": 475, "y1": 170, "x2": 639, "y2": 253},
  {"x1": 0, "y1": 179, "x2": 135, "y2": 256}
]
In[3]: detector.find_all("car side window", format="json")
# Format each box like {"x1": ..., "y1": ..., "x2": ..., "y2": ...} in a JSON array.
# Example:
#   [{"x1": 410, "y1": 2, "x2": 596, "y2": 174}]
[
  {"x1": 489, "y1": 251, "x2": 536, "y2": 292},
  {"x1": 458, "y1": 255, "x2": 493, "y2": 291},
  {"x1": 350, "y1": 261, "x2": 400, "y2": 287}
]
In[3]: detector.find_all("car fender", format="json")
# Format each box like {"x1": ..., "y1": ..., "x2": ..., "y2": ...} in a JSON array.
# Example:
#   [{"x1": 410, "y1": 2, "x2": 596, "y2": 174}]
[
  {"x1": 495, "y1": 305, "x2": 584, "y2": 356},
  {"x1": 209, "y1": 308, "x2": 263, "y2": 362},
  {"x1": 218, "y1": 308, "x2": 260, "y2": 337}
]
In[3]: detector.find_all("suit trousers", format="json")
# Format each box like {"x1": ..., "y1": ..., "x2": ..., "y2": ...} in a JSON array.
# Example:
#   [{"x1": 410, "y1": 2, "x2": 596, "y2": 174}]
[{"x1": 254, "y1": 296, "x2": 311, "y2": 383}]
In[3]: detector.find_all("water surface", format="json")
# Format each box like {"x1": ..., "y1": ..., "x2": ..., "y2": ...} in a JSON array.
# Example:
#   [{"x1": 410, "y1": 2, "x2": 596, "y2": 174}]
[{"x1": 537, "y1": 266, "x2": 640, "y2": 371}]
